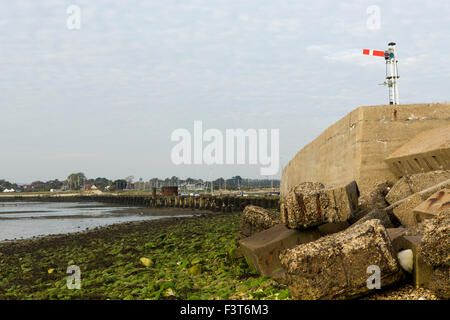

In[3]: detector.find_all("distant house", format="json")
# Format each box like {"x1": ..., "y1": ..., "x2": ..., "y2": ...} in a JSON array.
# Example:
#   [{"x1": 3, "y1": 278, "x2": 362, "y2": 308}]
[
  {"x1": 90, "y1": 185, "x2": 98, "y2": 190},
  {"x1": 3, "y1": 188, "x2": 15, "y2": 193}
]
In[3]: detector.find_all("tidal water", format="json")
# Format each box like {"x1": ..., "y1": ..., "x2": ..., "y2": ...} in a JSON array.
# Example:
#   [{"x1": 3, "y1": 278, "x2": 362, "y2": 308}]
[{"x1": 0, "y1": 201, "x2": 191, "y2": 241}]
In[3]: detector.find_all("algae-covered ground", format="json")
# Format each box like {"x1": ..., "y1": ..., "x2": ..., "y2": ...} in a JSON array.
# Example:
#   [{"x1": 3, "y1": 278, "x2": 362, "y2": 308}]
[{"x1": 0, "y1": 212, "x2": 290, "y2": 300}]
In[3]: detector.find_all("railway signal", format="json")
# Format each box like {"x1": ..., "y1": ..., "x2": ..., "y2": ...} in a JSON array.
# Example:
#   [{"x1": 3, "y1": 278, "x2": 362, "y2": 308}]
[{"x1": 363, "y1": 42, "x2": 400, "y2": 105}]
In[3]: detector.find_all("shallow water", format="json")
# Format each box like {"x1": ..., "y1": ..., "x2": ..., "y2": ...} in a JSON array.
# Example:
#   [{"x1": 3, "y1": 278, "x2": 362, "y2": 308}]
[{"x1": 0, "y1": 201, "x2": 192, "y2": 241}]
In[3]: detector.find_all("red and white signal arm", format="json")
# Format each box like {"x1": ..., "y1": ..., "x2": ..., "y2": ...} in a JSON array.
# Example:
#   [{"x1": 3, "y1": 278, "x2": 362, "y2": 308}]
[{"x1": 362, "y1": 49, "x2": 385, "y2": 57}]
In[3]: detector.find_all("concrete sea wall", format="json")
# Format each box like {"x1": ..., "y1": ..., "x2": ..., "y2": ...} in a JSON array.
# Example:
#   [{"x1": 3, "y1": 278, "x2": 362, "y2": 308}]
[{"x1": 281, "y1": 103, "x2": 450, "y2": 198}]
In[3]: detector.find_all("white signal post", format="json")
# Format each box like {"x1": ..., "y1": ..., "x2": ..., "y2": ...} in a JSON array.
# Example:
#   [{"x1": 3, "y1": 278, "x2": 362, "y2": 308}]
[{"x1": 363, "y1": 42, "x2": 400, "y2": 105}]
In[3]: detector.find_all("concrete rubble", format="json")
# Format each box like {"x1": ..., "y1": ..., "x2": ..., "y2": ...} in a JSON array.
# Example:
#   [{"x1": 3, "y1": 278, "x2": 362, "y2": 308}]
[
  {"x1": 239, "y1": 205, "x2": 281, "y2": 238},
  {"x1": 281, "y1": 181, "x2": 359, "y2": 229},
  {"x1": 238, "y1": 111, "x2": 449, "y2": 300},
  {"x1": 413, "y1": 189, "x2": 449, "y2": 223},
  {"x1": 239, "y1": 224, "x2": 320, "y2": 278},
  {"x1": 278, "y1": 219, "x2": 403, "y2": 300},
  {"x1": 386, "y1": 170, "x2": 450, "y2": 204}
]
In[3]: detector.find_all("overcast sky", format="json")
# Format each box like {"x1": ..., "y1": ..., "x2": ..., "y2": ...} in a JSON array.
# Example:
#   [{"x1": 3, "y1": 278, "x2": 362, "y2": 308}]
[{"x1": 1, "y1": 0, "x2": 449, "y2": 183}]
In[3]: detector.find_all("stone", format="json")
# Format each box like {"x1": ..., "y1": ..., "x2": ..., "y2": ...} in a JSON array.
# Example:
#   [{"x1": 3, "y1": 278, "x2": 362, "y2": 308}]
[
  {"x1": 140, "y1": 257, "x2": 153, "y2": 267},
  {"x1": 279, "y1": 219, "x2": 403, "y2": 300},
  {"x1": 391, "y1": 235, "x2": 434, "y2": 289},
  {"x1": 281, "y1": 181, "x2": 359, "y2": 229},
  {"x1": 358, "y1": 181, "x2": 391, "y2": 211},
  {"x1": 386, "y1": 170, "x2": 450, "y2": 204},
  {"x1": 397, "y1": 249, "x2": 413, "y2": 273},
  {"x1": 413, "y1": 189, "x2": 450, "y2": 223},
  {"x1": 385, "y1": 125, "x2": 450, "y2": 177},
  {"x1": 317, "y1": 221, "x2": 349, "y2": 236},
  {"x1": 239, "y1": 205, "x2": 281, "y2": 238},
  {"x1": 353, "y1": 208, "x2": 394, "y2": 228},
  {"x1": 240, "y1": 224, "x2": 320, "y2": 278},
  {"x1": 189, "y1": 265, "x2": 202, "y2": 275}
]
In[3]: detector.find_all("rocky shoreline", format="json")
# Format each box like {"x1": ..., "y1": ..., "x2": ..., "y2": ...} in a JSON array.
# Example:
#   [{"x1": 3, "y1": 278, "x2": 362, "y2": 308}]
[{"x1": 0, "y1": 208, "x2": 442, "y2": 300}]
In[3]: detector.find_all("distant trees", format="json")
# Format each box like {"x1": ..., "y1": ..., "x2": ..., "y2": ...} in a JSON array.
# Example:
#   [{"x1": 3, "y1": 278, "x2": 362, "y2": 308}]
[
  {"x1": 67, "y1": 173, "x2": 86, "y2": 190},
  {"x1": 113, "y1": 179, "x2": 127, "y2": 190},
  {"x1": 2, "y1": 174, "x2": 280, "y2": 193},
  {"x1": 0, "y1": 179, "x2": 19, "y2": 192}
]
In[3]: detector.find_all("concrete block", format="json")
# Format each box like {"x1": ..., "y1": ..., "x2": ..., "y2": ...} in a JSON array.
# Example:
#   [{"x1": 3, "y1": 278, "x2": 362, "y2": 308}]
[
  {"x1": 413, "y1": 189, "x2": 450, "y2": 223},
  {"x1": 392, "y1": 193, "x2": 424, "y2": 227},
  {"x1": 282, "y1": 181, "x2": 359, "y2": 229},
  {"x1": 386, "y1": 179, "x2": 450, "y2": 227},
  {"x1": 240, "y1": 224, "x2": 320, "y2": 278},
  {"x1": 385, "y1": 170, "x2": 450, "y2": 204},
  {"x1": 385, "y1": 125, "x2": 450, "y2": 177},
  {"x1": 239, "y1": 205, "x2": 281, "y2": 238},
  {"x1": 279, "y1": 220, "x2": 403, "y2": 300}
]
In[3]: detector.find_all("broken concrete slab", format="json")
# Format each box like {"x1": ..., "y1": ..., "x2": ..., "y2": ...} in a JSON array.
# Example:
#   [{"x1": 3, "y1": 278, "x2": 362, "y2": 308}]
[
  {"x1": 385, "y1": 125, "x2": 450, "y2": 177},
  {"x1": 385, "y1": 170, "x2": 450, "y2": 205},
  {"x1": 413, "y1": 189, "x2": 450, "y2": 223},
  {"x1": 279, "y1": 219, "x2": 403, "y2": 300},
  {"x1": 392, "y1": 193, "x2": 424, "y2": 227},
  {"x1": 240, "y1": 224, "x2": 320, "y2": 278},
  {"x1": 281, "y1": 181, "x2": 359, "y2": 229},
  {"x1": 239, "y1": 205, "x2": 281, "y2": 238},
  {"x1": 353, "y1": 208, "x2": 394, "y2": 228},
  {"x1": 385, "y1": 178, "x2": 450, "y2": 227}
]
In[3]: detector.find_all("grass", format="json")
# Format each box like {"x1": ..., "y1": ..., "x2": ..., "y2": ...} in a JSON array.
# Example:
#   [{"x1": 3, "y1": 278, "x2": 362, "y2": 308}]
[{"x1": 0, "y1": 213, "x2": 289, "y2": 300}]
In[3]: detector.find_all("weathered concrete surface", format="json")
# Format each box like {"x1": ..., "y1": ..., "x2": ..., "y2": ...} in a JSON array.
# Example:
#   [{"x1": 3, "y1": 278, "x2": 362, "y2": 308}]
[
  {"x1": 281, "y1": 104, "x2": 450, "y2": 200},
  {"x1": 240, "y1": 224, "x2": 320, "y2": 278},
  {"x1": 281, "y1": 181, "x2": 358, "y2": 229},
  {"x1": 392, "y1": 193, "x2": 424, "y2": 227},
  {"x1": 418, "y1": 210, "x2": 450, "y2": 299},
  {"x1": 385, "y1": 170, "x2": 450, "y2": 204},
  {"x1": 419, "y1": 210, "x2": 450, "y2": 267},
  {"x1": 239, "y1": 205, "x2": 281, "y2": 238},
  {"x1": 353, "y1": 208, "x2": 393, "y2": 228},
  {"x1": 413, "y1": 189, "x2": 450, "y2": 223},
  {"x1": 385, "y1": 125, "x2": 450, "y2": 176},
  {"x1": 392, "y1": 235, "x2": 434, "y2": 289},
  {"x1": 358, "y1": 181, "x2": 391, "y2": 211},
  {"x1": 385, "y1": 178, "x2": 450, "y2": 227},
  {"x1": 279, "y1": 219, "x2": 403, "y2": 300}
]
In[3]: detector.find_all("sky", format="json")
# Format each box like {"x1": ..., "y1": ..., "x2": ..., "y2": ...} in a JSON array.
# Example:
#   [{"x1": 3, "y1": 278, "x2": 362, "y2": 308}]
[{"x1": 1, "y1": 0, "x2": 449, "y2": 183}]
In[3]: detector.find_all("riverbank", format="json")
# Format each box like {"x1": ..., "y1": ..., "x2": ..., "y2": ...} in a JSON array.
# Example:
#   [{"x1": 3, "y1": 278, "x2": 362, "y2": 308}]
[{"x1": 0, "y1": 210, "x2": 438, "y2": 300}]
